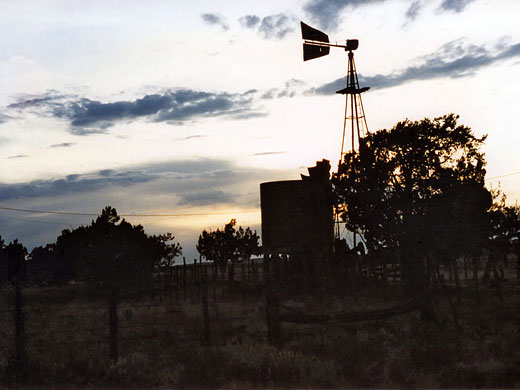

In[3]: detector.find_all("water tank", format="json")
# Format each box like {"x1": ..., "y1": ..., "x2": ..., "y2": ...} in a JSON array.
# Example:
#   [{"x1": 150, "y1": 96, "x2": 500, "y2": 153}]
[{"x1": 260, "y1": 179, "x2": 333, "y2": 255}]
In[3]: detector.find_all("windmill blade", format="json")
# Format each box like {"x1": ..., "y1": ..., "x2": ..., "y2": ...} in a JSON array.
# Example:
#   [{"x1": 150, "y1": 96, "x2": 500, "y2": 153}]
[
  {"x1": 303, "y1": 43, "x2": 330, "y2": 61},
  {"x1": 301, "y1": 21, "x2": 330, "y2": 61},
  {"x1": 300, "y1": 21, "x2": 329, "y2": 43}
]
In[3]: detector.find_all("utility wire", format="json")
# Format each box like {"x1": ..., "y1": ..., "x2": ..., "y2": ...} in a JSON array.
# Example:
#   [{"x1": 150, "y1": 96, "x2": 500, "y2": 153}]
[
  {"x1": 486, "y1": 171, "x2": 520, "y2": 181},
  {"x1": 0, "y1": 206, "x2": 259, "y2": 217},
  {"x1": 0, "y1": 214, "x2": 81, "y2": 226}
]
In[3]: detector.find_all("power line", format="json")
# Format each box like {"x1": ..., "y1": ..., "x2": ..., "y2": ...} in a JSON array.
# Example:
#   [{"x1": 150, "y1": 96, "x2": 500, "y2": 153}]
[
  {"x1": 0, "y1": 214, "x2": 80, "y2": 226},
  {"x1": 0, "y1": 206, "x2": 259, "y2": 217},
  {"x1": 486, "y1": 171, "x2": 520, "y2": 181}
]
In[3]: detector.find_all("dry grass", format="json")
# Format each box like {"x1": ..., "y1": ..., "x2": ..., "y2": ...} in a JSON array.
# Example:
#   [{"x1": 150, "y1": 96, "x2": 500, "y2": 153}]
[{"x1": 1, "y1": 271, "x2": 520, "y2": 388}]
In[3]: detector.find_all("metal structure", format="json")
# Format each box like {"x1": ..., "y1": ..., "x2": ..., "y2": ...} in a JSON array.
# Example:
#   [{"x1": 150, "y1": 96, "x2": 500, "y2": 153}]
[
  {"x1": 301, "y1": 21, "x2": 370, "y2": 244},
  {"x1": 301, "y1": 21, "x2": 369, "y2": 170}
]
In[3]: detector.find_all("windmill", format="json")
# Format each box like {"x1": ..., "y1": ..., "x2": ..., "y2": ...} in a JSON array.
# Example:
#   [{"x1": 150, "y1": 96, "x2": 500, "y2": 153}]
[
  {"x1": 301, "y1": 21, "x2": 370, "y2": 245},
  {"x1": 301, "y1": 21, "x2": 370, "y2": 171}
]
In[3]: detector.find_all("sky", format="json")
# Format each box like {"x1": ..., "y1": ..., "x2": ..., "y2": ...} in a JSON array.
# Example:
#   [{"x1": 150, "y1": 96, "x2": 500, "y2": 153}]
[{"x1": 1, "y1": 0, "x2": 520, "y2": 260}]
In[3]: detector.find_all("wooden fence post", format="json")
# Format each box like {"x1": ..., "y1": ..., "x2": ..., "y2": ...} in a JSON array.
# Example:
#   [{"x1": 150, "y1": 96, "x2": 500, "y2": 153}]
[
  {"x1": 193, "y1": 258, "x2": 198, "y2": 284},
  {"x1": 202, "y1": 286, "x2": 211, "y2": 347},
  {"x1": 212, "y1": 262, "x2": 217, "y2": 302},
  {"x1": 183, "y1": 257, "x2": 187, "y2": 301},
  {"x1": 265, "y1": 255, "x2": 281, "y2": 346},
  {"x1": 11, "y1": 279, "x2": 26, "y2": 377},
  {"x1": 175, "y1": 266, "x2": 180, "y2": 301},
  {"x1": 197, "y1": 259, "x2": 202, "y2": 301},
  {"x1": 252, "y1": 260, "x2": 258, "y2": 284},
  {"x1": 108, "y1": 285, "x2": 119, "y2": 362}
]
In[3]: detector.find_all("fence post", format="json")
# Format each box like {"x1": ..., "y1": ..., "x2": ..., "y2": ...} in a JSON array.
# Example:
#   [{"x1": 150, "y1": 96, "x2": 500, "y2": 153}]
[
  {"x1": 193, "y1": 258, "x2": 198, "y2": 284},
  {"x1": 265, "y1": 255, "x2": 281, "y2": 346},
  {"x1": 183, "y1": 257, "x2": 187, "y2": 301},
  {"x1": 212, "y1": 262, "x2": 217, "y2": 302},
  {"x1": 11, "y1": 279, "x2": 26, "y2": 378},
  {"x1": 108, "y1": 285, "x2": 119, "y2": 362},
  {"x1": 202, "y1": 286, "x2": 211, "y2": 347},
  {"x1": 175, "y1": 266, "x2": 180, "y2": 301}
]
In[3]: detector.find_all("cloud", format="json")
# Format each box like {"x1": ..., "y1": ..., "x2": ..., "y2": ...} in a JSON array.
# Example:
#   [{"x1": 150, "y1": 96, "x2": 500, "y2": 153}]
[
  {"x1": 258, "y1": 14, "x2": 294, "y2": 39},
  {"x1": 175, "y1": 134, "x2": 207, "y2": 141},
  {"x1": 8, "y1": 155, "x2": 28, "y2": 159},
  {"x1": 439, "y1": 0, "x2": 475, "y2": 13},
  {"x1": 177, "y1": 190, "x2": 234, "y2": 206},
  {"x1": 310, "y1": 38, "x2": 520, "y2": 94},
  {"x1": 0, "y1": 159, "x2": 285, "y2": 204},
  {"x1": 303, "y1": 0, "x2": 475, "y2": 30},
  {"x1": 262, "y1": 79, "x2": 307, "y2": 99},
  {"x1": 201, "y1": 13, "x2": 229, "y2": 30},
  {"x1": 0, "y1": 170, "x2": 152, "y2": 201},
  {"x1": 0, "y1": 158, "x2": 292, "y2": 256},
  {"x1": 8, "y1": 88, "x2": 264, "y2": 133},
  {"x1": 405, "y1": 1, "x2": 422, "y2": 21},
  {"x1": 49, "y1": 142, "x2": 75, "y2": 148},
  {"x1": 0, "y1": 113, "x2": 11, "y2": 124},
  {"x1": 303, "y1": 0, "x2": 386, "y2": 31},
  {"x1": 253, "y1": 151, "x2": 286, "y2": 156},
  {"x1": 239, "y1": 15, "x2": 261, "y2": 29},
  {"x1": 238, "y1": 13, "x2": 295, "y2": 40}
]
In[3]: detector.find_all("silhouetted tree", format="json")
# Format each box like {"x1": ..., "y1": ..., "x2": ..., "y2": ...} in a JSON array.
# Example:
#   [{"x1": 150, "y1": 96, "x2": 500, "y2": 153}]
[
  {"x1": 27, "y1": 244, "x2": 57, "y2": 285},
  {"x1": 0, "y1": 239, "x2": 28, "y2": 283},
  {"x1": 334, "y1": 114, "x2": 492, "y2": 314},
  {"x1": 31, "y1": 206, "x2": 182, "y2": 291},
  {"x1": 196, "y1": 219, "x2": 260, "y2": 270}
]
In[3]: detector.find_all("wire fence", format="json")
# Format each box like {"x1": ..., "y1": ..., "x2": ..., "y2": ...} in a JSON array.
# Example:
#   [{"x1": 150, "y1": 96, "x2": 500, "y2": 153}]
[{"x1": 3, "y1": 252, "x2": 516, "y2": 381}]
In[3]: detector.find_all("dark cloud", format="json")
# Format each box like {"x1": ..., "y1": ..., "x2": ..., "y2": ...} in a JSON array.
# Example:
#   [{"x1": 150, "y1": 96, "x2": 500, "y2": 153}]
[
  {"x1": 49, "y1": 142, "x2": 75, "y2": 148},
  {"x1": 238, "y1": 13, "x2": 295, "y2": 40},
  {"x1": 304, "y1": 0, "x2": 475, "y2": 30},
  {"x1": 406, "y1": 1, "x2": 422, "y2": 20},
  {"x1": 310, "y1": 39, "x2": 520, "y2": 94},
  {"x1": 239, "y1": 15, "x2": 261, "y2": 29},
  {"x1": 0, "y1": 170, "x2": 152, "y2": 201},
  {"x1": 258, "y1": 14, "x2": 294, "y2": 39},
  {"x1": 303, "y1": 0, "x2": 386, "y2": 31},
  {"x1": 262, "y1": 79, "x2": 306, "y2": 99},
  {"x1": 230, "y1": 112, "x2": 268, "y2": 120},
  {"x1": 98, "y1": 169, "x2": 115, "y2": 177},
  {"x1": 0, "y1": 158, "x2": 294, "y2": 257},
  {"x1": 8, "y1": 89, "x2": 264, "y2": 133},
  {"x1": 0, "y1": 113, "x2": 11, "y2": 124},
  {"x1": 439, "y1": 0, "x2": 475, "y2": 12},
  {"x1": 0, "y1": 159, "x2": 281, "y2": 203},
  {"x1": 201, "y1": 13, "x2": 229, "y2": 30},
  {"x1": 177, "y1": 190, "x2": 234, "y2": 206}
]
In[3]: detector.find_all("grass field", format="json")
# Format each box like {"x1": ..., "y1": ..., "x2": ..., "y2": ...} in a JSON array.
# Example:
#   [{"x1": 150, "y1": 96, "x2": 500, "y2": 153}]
[{"x1": 1, "y1": 259, "x2": 520, "y2": 388}]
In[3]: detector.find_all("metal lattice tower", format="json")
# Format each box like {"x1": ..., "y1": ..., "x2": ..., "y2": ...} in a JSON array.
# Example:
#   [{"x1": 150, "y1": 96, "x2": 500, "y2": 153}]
[
  {"x1": 301, "y1": 21, "x2": 370, "y2": 243},
  {"x1": 300, "y1": 21, "x2": 370, "y2": 171},
  {"x1": 337, "y1": 50, "x2": 369, "y2": 170}
]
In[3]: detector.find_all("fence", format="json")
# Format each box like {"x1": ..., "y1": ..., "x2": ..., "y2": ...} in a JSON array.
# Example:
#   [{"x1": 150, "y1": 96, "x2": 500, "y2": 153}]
[{"x1": 2, "y1": 251, "x2": 516, "y2": 382}]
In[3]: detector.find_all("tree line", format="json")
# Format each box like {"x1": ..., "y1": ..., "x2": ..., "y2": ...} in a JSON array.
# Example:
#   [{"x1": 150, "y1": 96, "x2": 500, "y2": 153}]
[{"x1": 0, "y1": 206, "x2": 182, "y2": 291}]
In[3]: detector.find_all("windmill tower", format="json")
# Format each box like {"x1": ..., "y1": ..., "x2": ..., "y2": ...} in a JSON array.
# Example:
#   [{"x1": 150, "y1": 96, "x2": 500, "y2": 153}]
[
  {"x1": 301, "y1": 21, "x2": 370, "y2": 243},
  {"x1": 301, "y1": 21, "x2": 370, "y2": 171}
]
